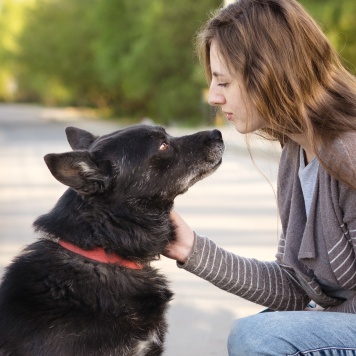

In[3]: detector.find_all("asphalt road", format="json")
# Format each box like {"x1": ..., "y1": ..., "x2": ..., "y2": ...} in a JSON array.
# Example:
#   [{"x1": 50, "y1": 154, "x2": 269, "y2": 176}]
[{"x1": 0, "y1": 103, "x2": 281, "y2": 355}]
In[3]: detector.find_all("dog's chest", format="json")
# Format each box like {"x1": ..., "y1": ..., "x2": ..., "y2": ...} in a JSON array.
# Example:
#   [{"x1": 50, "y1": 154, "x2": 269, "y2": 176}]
[{"x1": 133, "y1": 330, "x2": 162, "y2": 355}]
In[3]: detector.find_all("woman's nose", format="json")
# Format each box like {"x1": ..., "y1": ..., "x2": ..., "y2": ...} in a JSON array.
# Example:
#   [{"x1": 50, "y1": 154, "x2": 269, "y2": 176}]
[{"x1": 208, "y1": 87, "x2": 226, "y2": 106}]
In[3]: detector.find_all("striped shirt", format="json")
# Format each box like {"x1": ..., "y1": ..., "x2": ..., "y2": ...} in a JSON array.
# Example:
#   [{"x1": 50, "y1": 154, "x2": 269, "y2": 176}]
[{"x1": 179, "y1": 132, "x2": 356, "y2": 313}]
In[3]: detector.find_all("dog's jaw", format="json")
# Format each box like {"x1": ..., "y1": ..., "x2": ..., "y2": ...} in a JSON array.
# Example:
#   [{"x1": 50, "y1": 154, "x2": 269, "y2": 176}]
[{"x1": 177, "y1": 162, "x2": 221, "y2": 195}]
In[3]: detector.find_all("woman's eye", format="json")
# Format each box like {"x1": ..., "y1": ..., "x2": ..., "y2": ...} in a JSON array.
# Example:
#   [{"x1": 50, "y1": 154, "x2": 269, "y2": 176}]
[
  {"x1": 159, "y1": 142, "x2": 169, "y2": 151},
  {"x1": 218, "y1": 83, "x2": 228, "y2": 88}
]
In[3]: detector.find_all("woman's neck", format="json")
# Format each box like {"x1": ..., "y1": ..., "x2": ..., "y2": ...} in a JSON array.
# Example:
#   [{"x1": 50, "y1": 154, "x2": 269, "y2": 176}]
[{"x1": 287, "y1": 133, "x2": 315, "y2": 164}]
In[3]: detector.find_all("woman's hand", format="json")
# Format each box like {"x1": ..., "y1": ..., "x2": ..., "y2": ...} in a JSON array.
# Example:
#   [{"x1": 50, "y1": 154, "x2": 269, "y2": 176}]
[{"x1": 164, "y1": 210, "x2": 195, "y2": 264}]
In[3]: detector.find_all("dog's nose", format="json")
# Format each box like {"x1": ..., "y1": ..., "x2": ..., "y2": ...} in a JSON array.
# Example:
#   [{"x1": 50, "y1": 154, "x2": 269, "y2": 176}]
[{"x1": 210, "y1": 129, "x2": 222, "y2": 141}]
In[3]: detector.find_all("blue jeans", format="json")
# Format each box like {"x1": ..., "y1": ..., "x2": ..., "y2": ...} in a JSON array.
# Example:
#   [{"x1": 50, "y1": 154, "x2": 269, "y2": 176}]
[{"x1": 227, "y1": 311, "x2": 356, "y2": 355}]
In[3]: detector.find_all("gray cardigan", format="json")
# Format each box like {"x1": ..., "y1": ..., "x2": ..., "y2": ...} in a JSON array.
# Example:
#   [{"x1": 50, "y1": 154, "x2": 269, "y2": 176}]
[{"x1": 180, "y1": 132, "x2": 356, "y2": 313}]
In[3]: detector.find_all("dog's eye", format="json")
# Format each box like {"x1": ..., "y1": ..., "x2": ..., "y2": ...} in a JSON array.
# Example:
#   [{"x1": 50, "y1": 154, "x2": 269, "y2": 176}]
[{"x1": 159, "y1": 142, "x2": 169, "y2": 151}]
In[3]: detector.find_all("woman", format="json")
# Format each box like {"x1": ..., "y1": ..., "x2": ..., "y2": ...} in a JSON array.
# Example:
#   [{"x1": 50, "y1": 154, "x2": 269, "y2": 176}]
[{"x1": 165, "y1": 0, "x2": 356, "y2": 354}]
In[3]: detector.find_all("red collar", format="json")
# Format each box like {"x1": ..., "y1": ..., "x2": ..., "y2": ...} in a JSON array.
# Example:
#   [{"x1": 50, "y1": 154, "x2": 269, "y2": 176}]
[{"x1": 58, "y1": 239, "x2": 143, "y2": 270}]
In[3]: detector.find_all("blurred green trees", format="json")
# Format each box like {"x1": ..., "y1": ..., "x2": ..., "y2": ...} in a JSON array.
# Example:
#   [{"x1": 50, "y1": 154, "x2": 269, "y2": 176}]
[
  {"x1": 299, "y1": 0, "x2": 356, "y2": 73},
  {"x1": 0, "y1": 0, "x2": 26, "y2": 100},
  {"x1": 0, "y1": 0, "x2": 356, "y2": 124},
  {"x1": 4, "y1": 0, "x2": 221, "y2": 124},
  {"x1": 16, "y1": 0, "x2": 102, "y2": 106}
]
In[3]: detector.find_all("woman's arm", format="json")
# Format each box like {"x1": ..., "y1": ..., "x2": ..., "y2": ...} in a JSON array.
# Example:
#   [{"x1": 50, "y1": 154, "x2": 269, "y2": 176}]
[{"x1": 166, "y1": 210, "x2": 310, "y2": 311}]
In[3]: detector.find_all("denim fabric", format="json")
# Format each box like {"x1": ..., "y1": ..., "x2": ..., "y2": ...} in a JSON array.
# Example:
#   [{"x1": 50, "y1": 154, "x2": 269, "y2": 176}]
[{"x1": 227, "y1": 311, "x2": 356, "y2": 356}]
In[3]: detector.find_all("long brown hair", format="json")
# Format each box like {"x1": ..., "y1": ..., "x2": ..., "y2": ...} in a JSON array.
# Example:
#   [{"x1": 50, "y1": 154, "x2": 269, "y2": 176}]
[{"x1": 197, "y1": 0, "x2": 356, "y2": 188}]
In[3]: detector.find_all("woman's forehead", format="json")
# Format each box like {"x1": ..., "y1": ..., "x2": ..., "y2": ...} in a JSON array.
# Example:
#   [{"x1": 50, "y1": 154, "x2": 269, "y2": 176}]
[
  {"x1": 210, "y1": 39, "x2": 246, "y2": 81},
  {"x1": 210, "y1": 41, "x2": 231, "y2": 77}
]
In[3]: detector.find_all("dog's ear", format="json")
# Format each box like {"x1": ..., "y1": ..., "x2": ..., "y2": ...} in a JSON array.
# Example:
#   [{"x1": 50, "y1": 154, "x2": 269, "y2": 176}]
[
  {"x1": 44, "y1": 151, "x2": 112, "y2": 195},
  {"x1": 65, "y1": 127, "x2": 97, "y2": 150}
]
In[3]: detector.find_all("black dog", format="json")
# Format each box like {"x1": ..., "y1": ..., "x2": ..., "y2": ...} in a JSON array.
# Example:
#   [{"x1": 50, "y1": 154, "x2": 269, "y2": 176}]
[{"x1": 0, "y1": 125, "x2": 224, "y2": 356}]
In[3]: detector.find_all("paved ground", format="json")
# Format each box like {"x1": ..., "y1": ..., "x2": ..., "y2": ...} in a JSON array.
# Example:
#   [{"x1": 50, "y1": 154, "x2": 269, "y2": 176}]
[{"x1": 0, "y1": 103, "x2": 281, "y2": 355}]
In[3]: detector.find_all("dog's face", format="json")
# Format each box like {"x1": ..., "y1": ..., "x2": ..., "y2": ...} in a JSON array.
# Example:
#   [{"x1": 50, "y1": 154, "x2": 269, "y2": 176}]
[{"x1": 44, "y1": 125, "x2": 224, "y2": 206}]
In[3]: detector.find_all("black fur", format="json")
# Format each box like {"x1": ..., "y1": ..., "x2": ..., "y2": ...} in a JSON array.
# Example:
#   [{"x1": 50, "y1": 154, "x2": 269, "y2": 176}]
[{"x1": 0, "y1": 125, "x2": 224, "y2": 356}]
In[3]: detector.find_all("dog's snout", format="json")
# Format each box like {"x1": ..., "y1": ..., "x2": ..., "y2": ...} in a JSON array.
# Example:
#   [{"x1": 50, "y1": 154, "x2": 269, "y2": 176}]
[{"x1": 210, "y1": 129, "x2": 222, "y2": 141}]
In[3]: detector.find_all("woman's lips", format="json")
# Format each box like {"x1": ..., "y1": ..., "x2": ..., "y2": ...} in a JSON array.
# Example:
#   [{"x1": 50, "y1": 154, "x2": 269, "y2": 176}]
[{"x1": 224, "y1": 112, "x2": 233, "y2": 121}]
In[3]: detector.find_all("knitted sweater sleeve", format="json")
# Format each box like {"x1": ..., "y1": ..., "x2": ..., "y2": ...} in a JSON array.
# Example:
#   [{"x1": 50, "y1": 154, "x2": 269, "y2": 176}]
[
  {"x1": 324, "y1": 176, "x2": 356, "y2": 313},
  {"x1": 178, "y1": 233, "x2": 310, "y2": 311}
]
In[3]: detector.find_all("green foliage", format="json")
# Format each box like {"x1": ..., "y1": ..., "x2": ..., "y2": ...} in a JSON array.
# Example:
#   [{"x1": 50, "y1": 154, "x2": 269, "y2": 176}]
[
  {"x1": 92, "y1": 0, "x2": 222, "y2": 123},
  {"x1": 0, "y1": 0, "x2": 28, "y2": 100},
  {"x1": 13, "y1": 0, "x2": 221, "y2": 123},
  {"x1": 299, "y1": 0, "x2": 356, "y2": 73},
  {"x1": 15, "y1": 0, "x2": 105, "y2": 106}
]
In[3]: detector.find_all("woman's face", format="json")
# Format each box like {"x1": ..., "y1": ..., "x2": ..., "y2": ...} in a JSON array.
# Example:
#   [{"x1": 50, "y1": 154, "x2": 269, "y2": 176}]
[{"x1": 208, "y1": 41, "x2": 268, "y2": 134}]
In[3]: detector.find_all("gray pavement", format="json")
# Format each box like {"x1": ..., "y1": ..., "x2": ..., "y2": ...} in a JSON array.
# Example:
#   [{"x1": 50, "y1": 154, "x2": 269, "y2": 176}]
[{"x1": 0, "y1": 103, "x2": 281, "y2": 355}]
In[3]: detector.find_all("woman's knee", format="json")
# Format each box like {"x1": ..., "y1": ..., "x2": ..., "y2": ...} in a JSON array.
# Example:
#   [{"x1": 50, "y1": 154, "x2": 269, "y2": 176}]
[
  {"x1": 227, "y1": 312, "x2": 292, "y2": 356},
  {"x1": 228, "y1": 311, "x2": 356, "y2": 356},
  {"x1": 227, "y1": 315, "x2": 266, "y2": 356}
]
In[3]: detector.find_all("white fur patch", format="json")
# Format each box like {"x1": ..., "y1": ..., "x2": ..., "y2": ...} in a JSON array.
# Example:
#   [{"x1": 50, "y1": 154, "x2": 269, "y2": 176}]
[
  {"x1": 78, "y1": 162, "x2": 95, "y2": 174},
  {"x1": 133, "y1": 330, "x2": 161, "y2": 356},
  {"x1": 135, "y1": 339, "x2": 151, "y2": 355}
]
